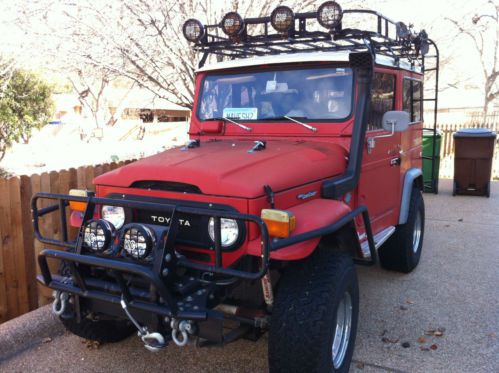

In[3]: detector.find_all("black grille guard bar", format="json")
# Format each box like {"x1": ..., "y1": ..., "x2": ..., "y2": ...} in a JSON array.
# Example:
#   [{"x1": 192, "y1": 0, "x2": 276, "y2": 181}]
[{"x1": 32, "y1": 192, "x2": 271, "y2": 280}]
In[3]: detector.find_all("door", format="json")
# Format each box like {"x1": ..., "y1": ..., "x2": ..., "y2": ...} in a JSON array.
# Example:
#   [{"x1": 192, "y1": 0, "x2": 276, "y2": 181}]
[{"x1": 357, "y1": 71, "x2": 402, "y2": 234}]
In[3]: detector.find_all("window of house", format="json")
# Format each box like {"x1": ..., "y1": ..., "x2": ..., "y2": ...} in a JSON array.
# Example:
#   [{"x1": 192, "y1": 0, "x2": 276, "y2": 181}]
[
  {"x1": 368, "y1": 73, "x2": 395, "y2": 131},
  {"x1": 403, "y1": 79, "x2": 423, "y2": 122}
]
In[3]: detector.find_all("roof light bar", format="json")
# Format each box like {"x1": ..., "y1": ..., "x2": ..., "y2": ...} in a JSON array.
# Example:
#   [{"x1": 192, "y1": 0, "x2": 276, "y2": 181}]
[
  {"x1": 317, "y1": 1, "x2": 343, "y2": 30},
  {"x1": 270, "y1": 6, "x2": 295, "y2": 33},
  {"x1": 221, "y1": 12, "x2": 245, "y2": 36},
  {"x1": 183, "y1": 19, "x2": 205, "y2": 43}
]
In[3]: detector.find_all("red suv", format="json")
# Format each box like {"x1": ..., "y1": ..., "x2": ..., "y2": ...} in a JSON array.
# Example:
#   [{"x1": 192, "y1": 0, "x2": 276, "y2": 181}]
[{"x1": 33, "y1": 2, "x2": 439, "y2": 372}]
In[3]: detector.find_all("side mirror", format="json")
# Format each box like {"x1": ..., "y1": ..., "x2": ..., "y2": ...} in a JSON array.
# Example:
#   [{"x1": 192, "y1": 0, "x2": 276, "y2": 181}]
[{"x1": 382, "y1": 111, "x2": 410, "y2": 133}]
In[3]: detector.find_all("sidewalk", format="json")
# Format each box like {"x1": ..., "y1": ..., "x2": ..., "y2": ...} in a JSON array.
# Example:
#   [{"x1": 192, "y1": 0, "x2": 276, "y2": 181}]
[{"x1": 1, "y1": 179, "x2": 498, "y2": 372}]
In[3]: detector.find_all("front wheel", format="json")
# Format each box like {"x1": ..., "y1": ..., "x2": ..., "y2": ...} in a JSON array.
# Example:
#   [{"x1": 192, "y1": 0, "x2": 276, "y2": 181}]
[{"x1": 269, "y1": 250, "x2": 359, "y2": 373}]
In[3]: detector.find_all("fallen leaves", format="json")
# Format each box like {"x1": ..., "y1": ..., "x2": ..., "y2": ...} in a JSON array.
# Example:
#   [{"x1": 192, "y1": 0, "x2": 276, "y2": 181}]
[
  {"x1": 417, "y1": 336, "x2": 427, "y2": 344},
  {"x1": 82, "y1": 339, "x2": 101, "y2": 350},
  {"x1": 381, "y1": 337, "x2": 399, "y2": 344},
  {"x1": 425, "y1": 327, "x2": 446, "y2": 337},
  {"x1": 41, "y1": 337, "x2": 52, "y2": 343},
  {"x1": 356, "y1": 362, "x2": 365, "y2": 369}
]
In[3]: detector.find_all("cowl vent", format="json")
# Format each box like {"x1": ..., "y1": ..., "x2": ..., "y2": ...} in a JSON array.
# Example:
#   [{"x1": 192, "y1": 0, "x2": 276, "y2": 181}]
[{"x1": 130, "y1": 180, "x2": 202, "y2": 194}]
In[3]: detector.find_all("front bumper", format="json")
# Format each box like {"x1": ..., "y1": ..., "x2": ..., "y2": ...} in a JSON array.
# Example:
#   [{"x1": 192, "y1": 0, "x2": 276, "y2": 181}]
[{"x1": 33, "y1": 192, "x2": 375, "y2": 322}]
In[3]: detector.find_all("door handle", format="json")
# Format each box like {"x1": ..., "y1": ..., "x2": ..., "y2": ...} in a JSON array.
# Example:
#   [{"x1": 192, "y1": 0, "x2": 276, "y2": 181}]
[{"x1": 390, "y1": 157, "x2": 401, "y2": 166}]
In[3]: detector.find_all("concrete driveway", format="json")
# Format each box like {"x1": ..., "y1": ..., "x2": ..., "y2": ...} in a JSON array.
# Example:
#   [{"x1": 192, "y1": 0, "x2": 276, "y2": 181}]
[{"x1": 1, "y1": 179, "x2": 498, "y2": 372}]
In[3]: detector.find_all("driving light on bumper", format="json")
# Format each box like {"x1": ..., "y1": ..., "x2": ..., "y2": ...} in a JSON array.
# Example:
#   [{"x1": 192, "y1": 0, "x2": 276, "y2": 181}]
[
  {"x1": 83, "y1": 219, "x2": 114, "y2": 252},
  {"x1": 121, "y1": 224, "x2": 156, "y2": 259},
  {"x1": 208, "y1": 217, "x2": 239, "y2": 247},
  {"x1": 101, "y1": 205, "x2": 125, "y2": 229},
  {"x1": 261, "y1": 209, "x2": 296, "y2": 238}
]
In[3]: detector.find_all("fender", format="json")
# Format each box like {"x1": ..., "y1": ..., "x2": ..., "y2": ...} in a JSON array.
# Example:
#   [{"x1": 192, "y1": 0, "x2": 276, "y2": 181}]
[
  {"x1": 399, "y1": 168, "x2": 423, "y2": 225},
  {"x1": 247, "y1": 199, "x2": 351, "y2": 261}
]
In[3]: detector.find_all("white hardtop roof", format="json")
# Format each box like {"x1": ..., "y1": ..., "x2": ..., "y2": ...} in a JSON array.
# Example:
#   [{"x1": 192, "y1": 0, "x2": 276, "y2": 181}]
[{"x1": 196, "y1": 50, "x2": 421, "y2": 73}]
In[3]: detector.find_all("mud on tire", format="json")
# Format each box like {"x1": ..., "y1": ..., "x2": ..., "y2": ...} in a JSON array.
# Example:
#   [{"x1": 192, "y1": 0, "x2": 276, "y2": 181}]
[{"x1": 268, "y1": 249, "x2": 359, "y2": 373}]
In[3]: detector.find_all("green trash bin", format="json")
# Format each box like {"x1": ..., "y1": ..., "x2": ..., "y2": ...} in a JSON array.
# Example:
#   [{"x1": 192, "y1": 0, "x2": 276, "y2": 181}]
[{"x1": 422, "y1": 128, "x2": 441, "y2": 193}]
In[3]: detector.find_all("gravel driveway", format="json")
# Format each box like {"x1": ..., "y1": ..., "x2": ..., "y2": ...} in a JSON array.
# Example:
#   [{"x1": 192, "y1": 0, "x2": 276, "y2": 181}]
[{"x1": 1, "y1": 179, "x2": 498, "y2": 373}]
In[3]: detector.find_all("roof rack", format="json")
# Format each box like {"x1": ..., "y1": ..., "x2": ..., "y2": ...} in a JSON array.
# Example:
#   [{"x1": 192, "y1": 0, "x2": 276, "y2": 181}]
[{"x1": 183, "y1": 2, "x2": 435, "y2": 70}]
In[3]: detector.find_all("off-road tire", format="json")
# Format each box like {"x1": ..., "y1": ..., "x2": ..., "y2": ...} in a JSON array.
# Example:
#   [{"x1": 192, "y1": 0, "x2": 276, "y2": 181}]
[
  {"x1": 60, "y1": 315, "x2": 135, "y2": 343},
  {"x1": 379, "y1": 186, "x2": 425, "y2": 273},
  {"x1": 268, "y1": 250, "x2": 359, "y2": 373}
]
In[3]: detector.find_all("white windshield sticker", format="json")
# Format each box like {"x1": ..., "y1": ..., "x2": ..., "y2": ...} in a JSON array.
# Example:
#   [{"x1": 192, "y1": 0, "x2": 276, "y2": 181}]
[{"x1": 223, "y1": 108, "x2": 258, "y2": 120}]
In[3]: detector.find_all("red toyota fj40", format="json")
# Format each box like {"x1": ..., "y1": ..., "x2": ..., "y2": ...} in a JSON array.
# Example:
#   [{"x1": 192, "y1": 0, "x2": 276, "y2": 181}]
[{"x1": 33, "y1": 2, "x2": 439, "y2": 372}]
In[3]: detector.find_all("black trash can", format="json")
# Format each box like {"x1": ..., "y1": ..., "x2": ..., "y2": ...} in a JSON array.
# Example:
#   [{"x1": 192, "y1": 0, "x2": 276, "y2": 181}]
[{"x1": 453, "y1": 128, "x2": 497, "y2": 197}]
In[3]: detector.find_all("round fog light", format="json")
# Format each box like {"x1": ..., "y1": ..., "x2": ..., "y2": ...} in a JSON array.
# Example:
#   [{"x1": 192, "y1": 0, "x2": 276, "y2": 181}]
[
  {"x1": 83, "y1": 219, "x2": 114, "y2": 252},
  {"x1": 121, "y1": 224, "x2": 156, "y2": 259}
]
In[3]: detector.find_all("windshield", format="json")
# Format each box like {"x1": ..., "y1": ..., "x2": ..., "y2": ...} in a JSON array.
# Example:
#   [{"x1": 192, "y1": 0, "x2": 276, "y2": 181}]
[{"x1": 197, "y1": 66, "x2": 353, "y2": 121}]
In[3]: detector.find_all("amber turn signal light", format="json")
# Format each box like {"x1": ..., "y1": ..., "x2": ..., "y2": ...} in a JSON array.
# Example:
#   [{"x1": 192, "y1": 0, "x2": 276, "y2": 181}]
[
  {"x1": 69, "y1": 189, "x2": 89, "y2": 212},
  {"x1": 261, "y1": 209, "x2": 296, "y2": 238}
]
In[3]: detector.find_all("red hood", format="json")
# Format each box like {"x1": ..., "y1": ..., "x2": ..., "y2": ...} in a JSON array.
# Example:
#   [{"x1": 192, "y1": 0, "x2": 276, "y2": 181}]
[{"x1": 94, "y1": 140, "x2": 347, "y2": 198}]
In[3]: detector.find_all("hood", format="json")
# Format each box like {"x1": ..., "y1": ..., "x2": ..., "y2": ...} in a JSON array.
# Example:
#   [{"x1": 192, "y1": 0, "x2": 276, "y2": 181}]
[{"x1": 94, "y1": 140, "x2": 347, "y2": 198}]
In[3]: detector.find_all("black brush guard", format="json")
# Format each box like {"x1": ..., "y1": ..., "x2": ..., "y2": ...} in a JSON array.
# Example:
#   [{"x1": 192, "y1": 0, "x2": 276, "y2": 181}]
[{"x1": 33, "y1": 192, "x2": 375, "y2": 320}]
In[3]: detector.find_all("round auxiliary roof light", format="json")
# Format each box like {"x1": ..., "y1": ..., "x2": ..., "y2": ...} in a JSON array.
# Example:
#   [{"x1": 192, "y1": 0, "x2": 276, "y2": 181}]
[
  {"x1": 183, "y1": 19, "x2": 205, "y2": 43},
  {"x1": 317, "y1": 1, "x2": 343, "y2": 30},
  {"x1": 221, "y1": 12, "x2": 244, "y2": 36},
  {"x1": 270, "y1": 6, "x2": 295, "y2": 33}
]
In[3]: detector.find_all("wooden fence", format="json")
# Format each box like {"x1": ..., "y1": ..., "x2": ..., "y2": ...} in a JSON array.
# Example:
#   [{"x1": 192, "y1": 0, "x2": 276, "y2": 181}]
[{"x1": 0, "y1": 161, "x2": 132, "y2": 324}]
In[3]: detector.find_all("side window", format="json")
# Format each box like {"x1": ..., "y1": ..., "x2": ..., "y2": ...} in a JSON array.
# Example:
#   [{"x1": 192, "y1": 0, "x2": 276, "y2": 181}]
[
  {"x1": 403, "y1": 79, "x2": 423, "y2": 123},
  {"x1": 368, "y1": 73, "x2": 395, "y2": 131}
]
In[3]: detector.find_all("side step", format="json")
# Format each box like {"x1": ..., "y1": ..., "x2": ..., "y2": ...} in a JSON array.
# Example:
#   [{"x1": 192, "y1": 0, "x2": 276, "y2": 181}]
[{"x1": 360, "y1": 226, "x2": 396, "y2": 258}]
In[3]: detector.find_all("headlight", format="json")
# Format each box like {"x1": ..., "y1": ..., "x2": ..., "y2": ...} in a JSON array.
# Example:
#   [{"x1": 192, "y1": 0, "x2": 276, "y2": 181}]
[
  {"x1": 208, "y1": 217, "x2": 239, "y2": 247},
  {"x1": 83, "y1": 219, "x2": 114, "y2": 252},
  {"x1": 121, "y1": 224, "x2": 156, "y2": 259},
  {"x1": 101, "y1": 205, "x2": 125, "y2": 229}
]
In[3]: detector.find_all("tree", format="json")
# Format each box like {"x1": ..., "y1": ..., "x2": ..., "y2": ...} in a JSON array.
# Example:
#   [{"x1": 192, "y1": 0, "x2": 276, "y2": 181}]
[
  {"x1": 446, "y1": 0, "x2": 499, "y2": 117},
  {"x1": 0, "y1": 68, "x2": 53, "y2": 161},
  {"x1": 19, "y1": 0, "x2": 364, "y2": 110}
]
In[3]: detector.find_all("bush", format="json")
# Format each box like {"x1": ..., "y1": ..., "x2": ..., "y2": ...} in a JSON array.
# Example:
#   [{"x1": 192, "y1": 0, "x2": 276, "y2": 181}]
[{"x1": 0, "y1": 69, "x2": 54, "y2": 161}]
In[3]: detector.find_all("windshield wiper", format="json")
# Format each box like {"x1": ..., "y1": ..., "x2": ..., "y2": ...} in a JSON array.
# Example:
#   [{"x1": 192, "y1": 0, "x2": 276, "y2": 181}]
[
  {"x1": 282, "y1": 116, "x2": 317, "y2": 132},
  {"x1": 211, "y1": 117, "x2": 252, "y2": 132}
]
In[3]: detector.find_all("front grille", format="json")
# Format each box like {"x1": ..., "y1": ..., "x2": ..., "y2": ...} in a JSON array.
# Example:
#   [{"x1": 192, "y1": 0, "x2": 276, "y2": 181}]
[{"x1": 134, "y1": 209, "x2": 212, "y2": 248}]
